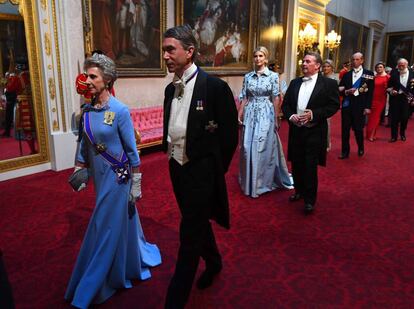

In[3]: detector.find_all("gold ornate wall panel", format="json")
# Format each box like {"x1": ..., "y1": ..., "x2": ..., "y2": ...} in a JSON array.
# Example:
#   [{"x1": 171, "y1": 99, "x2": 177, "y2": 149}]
[{"x1": 36, "y1": 0, "x2": 65, "y2": 133}]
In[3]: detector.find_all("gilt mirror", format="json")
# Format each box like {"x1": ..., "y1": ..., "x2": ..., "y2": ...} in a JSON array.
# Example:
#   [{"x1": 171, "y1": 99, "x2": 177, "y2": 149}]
[{"x1": 0, "y1": 0, "x2": 49, "y2": 173}]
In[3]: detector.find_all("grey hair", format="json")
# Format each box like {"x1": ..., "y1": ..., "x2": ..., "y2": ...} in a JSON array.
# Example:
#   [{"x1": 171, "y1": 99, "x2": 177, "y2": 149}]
[
  {"x1": 397, "y1": 58, "x2": 408, "y2": 65},
  {"x1": 305, "y1": 51, "x2": 322, "y2": 65},
  {"x1": 352, "y1": 52, "x2": 364, "y2": 59},
  {"x1": 163, "y1": 24, "x2": 198, "y2": 61},
  {"x1": 84, "y1": 53, "x2": 117, "y2": 89}
]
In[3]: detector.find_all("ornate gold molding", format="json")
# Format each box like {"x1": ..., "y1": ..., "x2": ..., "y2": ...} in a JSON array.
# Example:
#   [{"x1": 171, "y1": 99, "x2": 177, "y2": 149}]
[
  {"x1": 40, "y1": 0, "x2": 47, "y2": 11},
  {"x1": 51, "y1": 0, "x2": 66, "y2": 132},
  {"x1": 44, "y1": 32, "x2": 51, "y2": 55},
  {"x1": 0, "y1": 0, "x2": 20, "y2": 4},
  {"x1": 0, "y1": 13, "x2": 23, "y2": 21},
  {"x1": 48, "y1": 77, "x2": 56, "y2": 100},
  {"x1": 53, "y1": 120, "x2": 59, "y2": 131}
]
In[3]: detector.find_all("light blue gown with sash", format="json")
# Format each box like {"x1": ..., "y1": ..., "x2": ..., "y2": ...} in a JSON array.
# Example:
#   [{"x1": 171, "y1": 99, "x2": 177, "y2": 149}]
[
  {"x1": 239, "y1": 68, "x2": 293, "y2": 198},
  {"x1": 65, "y1": 96, "x2": 161, "y2": 308}
]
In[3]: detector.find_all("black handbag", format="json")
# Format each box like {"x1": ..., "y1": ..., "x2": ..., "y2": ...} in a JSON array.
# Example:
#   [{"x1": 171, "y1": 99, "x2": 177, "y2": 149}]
[{"x1": 68, "y1": 168, "x2": 89, "y2": 191}]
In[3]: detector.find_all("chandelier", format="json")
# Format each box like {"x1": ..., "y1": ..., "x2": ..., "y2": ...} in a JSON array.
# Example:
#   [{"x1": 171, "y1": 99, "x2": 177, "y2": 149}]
[
  {"x1": 324, "y1": 30, "x2": 341, "y2": 51},
  {"x1": 298, "y1": 23, "x2": 318, "y2": 50}
]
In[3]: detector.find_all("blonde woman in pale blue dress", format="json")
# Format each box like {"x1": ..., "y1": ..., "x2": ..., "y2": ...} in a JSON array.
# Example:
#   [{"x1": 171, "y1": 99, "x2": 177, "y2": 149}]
[{"x1": 238, "y1": 46, "x2": 293, "y2": 198}]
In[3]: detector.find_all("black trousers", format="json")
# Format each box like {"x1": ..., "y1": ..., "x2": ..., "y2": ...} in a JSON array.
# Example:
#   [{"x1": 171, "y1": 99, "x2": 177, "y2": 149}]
[
  {"x1": 165, "y1": 157, "x2": 222, "y2": 309},
  {"x1": 389, "y1": 99, "x2": 410, "y2": 139},
  {"x1": 291, "y1": 129, "x2": 320, "y2": 206},
  {"x1": 341, "y1": 107, "x2": 364, "y2": 155},
  {"x1": 3, "y1": 93, "x2": 17, "y2": 136}
]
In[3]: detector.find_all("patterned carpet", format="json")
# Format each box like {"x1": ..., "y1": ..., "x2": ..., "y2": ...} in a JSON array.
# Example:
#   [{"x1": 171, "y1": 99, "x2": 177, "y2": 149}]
[{"x1": 1, "y1": 114, "x2": 414, "y2": 308}]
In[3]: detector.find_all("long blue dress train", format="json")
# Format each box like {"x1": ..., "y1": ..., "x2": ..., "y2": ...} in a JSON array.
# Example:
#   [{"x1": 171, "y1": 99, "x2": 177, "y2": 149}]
[
  {"x1": 239, "y1": 68, "x2": 293, "y2": 198},
  {"x1": 65, "y1": 96, "x2": 161, "y2": 308}
]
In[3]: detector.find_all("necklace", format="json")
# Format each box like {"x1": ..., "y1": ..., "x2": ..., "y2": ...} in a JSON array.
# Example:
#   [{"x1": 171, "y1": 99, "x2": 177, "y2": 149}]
[{"x1": 94, "y1": 93, "x2": 110, "y2": 109}]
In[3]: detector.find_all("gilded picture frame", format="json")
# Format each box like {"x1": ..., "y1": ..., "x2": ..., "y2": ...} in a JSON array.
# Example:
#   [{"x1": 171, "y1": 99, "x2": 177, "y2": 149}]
[
  {"x1": 0, "y1": 0, "x2": 50, "y2": 173},
  {"x1": 256, "y1": 0, "x2": 288, "y2": 73},
  {"x1": 83, "y1": 0, "x2": 167, "y2": 77},
  {"x1": 336, "y1": 17, "x2": 363, "y2": 71},
  {"x1": 384, "y1": 31, "x2": 414, "y2": 69},
  {"x1": 175, "y1": 0, "x2": 255, "y2": 75}
]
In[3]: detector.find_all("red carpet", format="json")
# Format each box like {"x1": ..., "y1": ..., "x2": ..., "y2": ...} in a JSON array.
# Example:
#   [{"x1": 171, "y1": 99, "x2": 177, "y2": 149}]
[
  {"x1": 0, "y1": 129, "x2": 37, "y2": 160},
  {"x1": 1, "y1": 114, "x2": 414, "y2": 308}
]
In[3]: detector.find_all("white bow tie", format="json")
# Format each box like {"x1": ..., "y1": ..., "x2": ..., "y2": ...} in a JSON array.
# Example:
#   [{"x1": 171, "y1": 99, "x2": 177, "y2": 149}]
[{"x1": 302, "y1": 76, "x2": 312, "y2": 82}]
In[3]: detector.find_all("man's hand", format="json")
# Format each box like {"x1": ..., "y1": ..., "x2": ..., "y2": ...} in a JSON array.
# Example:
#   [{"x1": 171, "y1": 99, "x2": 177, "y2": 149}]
[
  {"x1": 363, "y1": 108, "x2": 371, "y2": 115},
  {"x1": 298, "y1": 109, "x2": 313, "y2": 125},
  {"x1": 289, "y1": 114, "x2": 302, "y2": 126},
  {"x1": 345, "y1": 88, "x2": 357, "y2": 96}
]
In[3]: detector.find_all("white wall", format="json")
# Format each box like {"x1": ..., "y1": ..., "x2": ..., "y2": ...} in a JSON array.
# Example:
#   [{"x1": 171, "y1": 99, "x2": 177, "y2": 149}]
[{"x1": 383, "y1": 0, "x2": 414, "y2": 32}]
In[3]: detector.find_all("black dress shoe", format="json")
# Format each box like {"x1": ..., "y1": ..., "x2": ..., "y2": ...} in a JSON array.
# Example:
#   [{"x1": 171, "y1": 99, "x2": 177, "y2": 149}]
[
  {"x1": 358, "y1": 149, "x2": 364, "y2": 157},
  {"x1": 389, "y1": 138, "x2": 397, "y2": 143},
  {"x1": 196, "y1": 265, "x2": 222, "y2": 290},
  {"x1": 304, "y1": 203, "x2": 314, "y2": 214},
  {"x1": 338, "y1": 153, "x2": 349, "y2": 159},
  {"x1": 289, "y1": 193, "x2": 302, "y2": 202},
  {"x1": 401, "y1": 136, "x2": 406, "y2": 141}
]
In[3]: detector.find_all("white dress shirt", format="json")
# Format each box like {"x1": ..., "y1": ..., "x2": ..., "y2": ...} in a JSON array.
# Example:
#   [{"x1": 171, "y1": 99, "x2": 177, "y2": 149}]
[
  {"x1": 167, "y1": 63, "x2": 198, "y2": 165},
  {"x1": 352, "y1": 65, "x2": 363, "y2": 85},
  {"x1": 400, "y1": 69, "x2": 408, "y2": 88},
  {"x1": 297, "y1": 72, "x2": 318, "y2": 114}
]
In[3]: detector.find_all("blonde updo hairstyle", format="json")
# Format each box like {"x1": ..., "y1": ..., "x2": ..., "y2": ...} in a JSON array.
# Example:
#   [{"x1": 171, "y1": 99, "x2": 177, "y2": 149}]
[{"x1": 253, "y1": 46, "x2": 269, "y2": 68}]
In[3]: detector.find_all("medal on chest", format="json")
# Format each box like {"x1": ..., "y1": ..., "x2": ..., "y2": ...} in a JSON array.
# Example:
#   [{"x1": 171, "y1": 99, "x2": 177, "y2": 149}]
[{"x1": 103, "y1": 111, "x2": 115, "y2": 125}]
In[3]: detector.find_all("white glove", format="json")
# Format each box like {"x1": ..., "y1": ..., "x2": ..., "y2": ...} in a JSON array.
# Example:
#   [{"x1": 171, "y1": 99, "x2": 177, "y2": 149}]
[{"x1": 131, "y1": 172, "x2": 142, "y2": 200}]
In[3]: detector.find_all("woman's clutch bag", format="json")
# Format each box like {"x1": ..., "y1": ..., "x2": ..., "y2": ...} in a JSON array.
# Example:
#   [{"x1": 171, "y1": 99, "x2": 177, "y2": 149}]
[{"x1": 68, "y1": 168, "x2": 89, "y2": 192}]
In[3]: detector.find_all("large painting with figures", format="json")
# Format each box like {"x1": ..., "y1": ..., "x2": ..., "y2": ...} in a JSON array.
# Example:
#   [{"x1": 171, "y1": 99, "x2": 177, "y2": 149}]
[
  {"x1": 176, "y1": 0, "x2": 254, "y2": 75},
  {"x1": 83, "y1": 0, "x2": 166, "y2": 77},
  {"x1": 385, "y1": 32, "x2": 414, "y2": 69}
]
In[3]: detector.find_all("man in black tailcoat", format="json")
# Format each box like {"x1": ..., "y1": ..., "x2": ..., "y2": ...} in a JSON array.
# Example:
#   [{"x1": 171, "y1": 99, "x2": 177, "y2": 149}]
[
  {"x1": 387, "y1": 58, "x2": 414, "y2": 142},
  {"x1": 338, "y1": 52, "x2": 374, "y2": 158},
  {"x1": 282, "y1": 52, "x2": 339, "y2": 213},
  {"x1": 161, "y1": 25, "x2": 238, "y2": 309}
]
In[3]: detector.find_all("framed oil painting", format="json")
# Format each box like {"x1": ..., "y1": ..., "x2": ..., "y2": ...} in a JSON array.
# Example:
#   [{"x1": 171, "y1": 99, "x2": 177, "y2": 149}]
[
  {"x1": 385, "y1": 32, "x2": 414, "y2": 69},
  {"x1": 257, "y1": 0, "x2": 288, "y2": 73},
  {"x1": 336, "y1": 17, "x2": 362, "y2": 71},
  {"x1": 83, "y1": 0, "x2": 166, "y2": 77},
  {"x1": 175, "y1": 0, "x2": 255, "y2": 75}
]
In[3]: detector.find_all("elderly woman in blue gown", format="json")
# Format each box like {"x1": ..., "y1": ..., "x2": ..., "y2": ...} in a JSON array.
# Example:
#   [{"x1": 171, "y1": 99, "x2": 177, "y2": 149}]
[
  {"x1": 65, "y1": 54, "x2": 161, "y2": 308},
  {"x1": 238, "y1": 46, "x2": 293, "y2": 198}
]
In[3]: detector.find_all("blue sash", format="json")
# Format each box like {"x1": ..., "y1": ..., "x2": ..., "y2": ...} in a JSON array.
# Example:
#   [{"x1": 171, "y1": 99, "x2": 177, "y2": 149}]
[
  {"x1": 83, "y1": 111, "x2": 130, "y2": 184},
  {"x1": 342, "y1": 77, "x2": 362, "y2": 108}
]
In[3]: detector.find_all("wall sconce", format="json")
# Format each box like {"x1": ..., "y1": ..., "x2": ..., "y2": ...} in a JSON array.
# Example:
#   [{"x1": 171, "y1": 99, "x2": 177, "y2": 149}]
[
  {"x1": 298, "y1": 23, "x2": 318, "y2": 51},
  {"x1": 324, "y1": 30, "x2": 341, "y2": 51}
]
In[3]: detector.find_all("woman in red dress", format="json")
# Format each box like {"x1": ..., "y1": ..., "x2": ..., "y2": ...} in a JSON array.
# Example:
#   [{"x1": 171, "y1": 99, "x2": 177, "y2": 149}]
[{"x1": 366, "y1": 62, "x2": 390, "y2": 141}]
